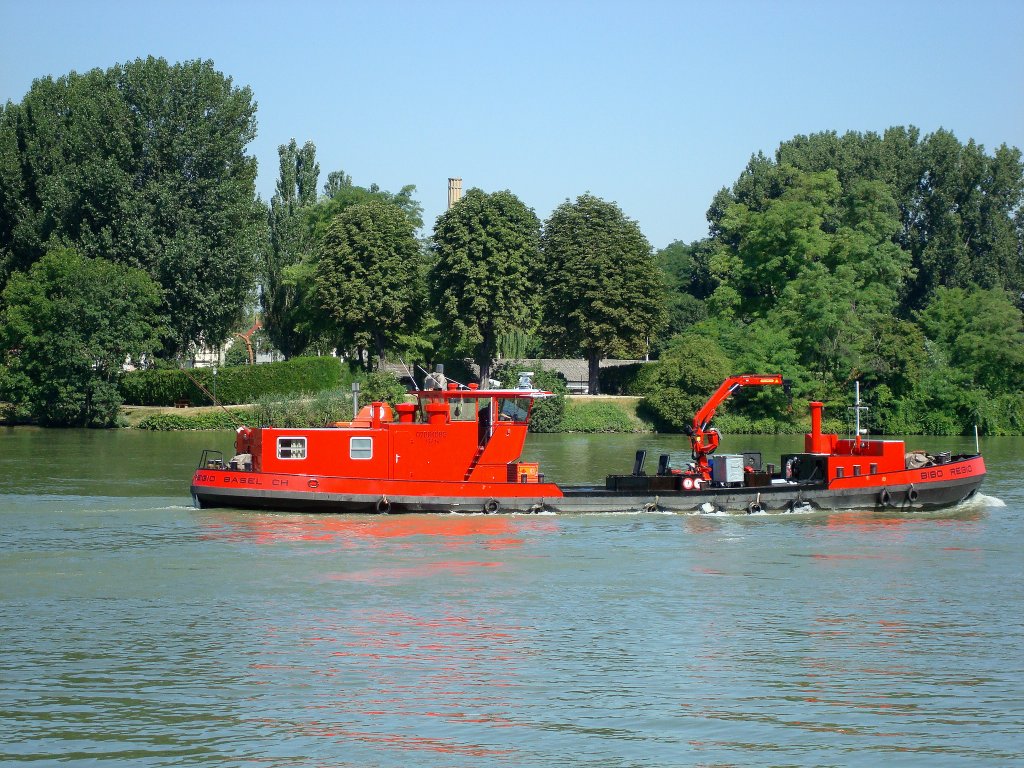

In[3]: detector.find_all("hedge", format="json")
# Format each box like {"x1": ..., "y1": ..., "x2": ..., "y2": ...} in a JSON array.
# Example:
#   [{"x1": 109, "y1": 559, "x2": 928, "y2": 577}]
[
  {"x1": 561, "y1": 400, "x2": 646, "y2": 433},
  {"x1": 135, "y1": 411, "x2": 243, "y2": 430},
  {"x1": 120, "y1": 356, "x2": 343, "y2": 406}
]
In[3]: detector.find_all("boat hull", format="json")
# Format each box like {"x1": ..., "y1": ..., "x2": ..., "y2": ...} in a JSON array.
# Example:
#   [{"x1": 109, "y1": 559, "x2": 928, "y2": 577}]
[{"x1": 191, "y1": 456, "x2": 985, "y2": 515}]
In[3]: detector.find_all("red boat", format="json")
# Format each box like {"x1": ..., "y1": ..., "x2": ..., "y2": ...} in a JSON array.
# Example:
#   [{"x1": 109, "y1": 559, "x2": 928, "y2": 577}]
[{"x1": 190, "y1": 374, "x2": 985, "y2": 514}]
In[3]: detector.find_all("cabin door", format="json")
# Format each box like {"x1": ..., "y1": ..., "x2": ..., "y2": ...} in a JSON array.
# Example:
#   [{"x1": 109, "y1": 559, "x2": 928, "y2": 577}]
[{"x1": 477, "y1": 398, "x2": 493, "y2": 448}]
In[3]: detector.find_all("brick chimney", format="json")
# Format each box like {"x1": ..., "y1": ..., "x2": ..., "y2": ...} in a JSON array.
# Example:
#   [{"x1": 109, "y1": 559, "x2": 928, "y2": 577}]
[{"x1": 447, "y1": 177, "x2": 462, "y2": 209}]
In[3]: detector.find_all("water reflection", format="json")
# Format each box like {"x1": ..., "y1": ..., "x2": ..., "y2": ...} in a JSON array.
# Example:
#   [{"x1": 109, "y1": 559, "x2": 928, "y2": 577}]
[
  {"x1": 189, "y1": 511, "x2": 557, "y2": 762},
  {"x1": 240, "y1": 601, "x2": 533, "y2": 761},
  {"x1": 197, "y1": 511, "x2": 558, "y2": 548}
]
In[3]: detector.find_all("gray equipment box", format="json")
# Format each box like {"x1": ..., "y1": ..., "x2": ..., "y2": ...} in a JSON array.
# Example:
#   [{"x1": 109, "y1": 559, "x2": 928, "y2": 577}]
[{"x1": 711, "y1": 454, "x2": 745, "y2": 485}]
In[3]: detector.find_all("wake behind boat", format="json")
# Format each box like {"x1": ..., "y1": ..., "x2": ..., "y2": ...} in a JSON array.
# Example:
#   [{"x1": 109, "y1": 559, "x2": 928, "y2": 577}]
[{"x1": 190, "y1": 373, "x2": 984, "y2": 515}]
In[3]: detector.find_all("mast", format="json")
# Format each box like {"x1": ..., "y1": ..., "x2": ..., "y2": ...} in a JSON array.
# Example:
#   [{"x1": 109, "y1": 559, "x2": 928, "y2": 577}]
[{"x1": 850, "y1": 381, "x2": 869, "y2": 450}]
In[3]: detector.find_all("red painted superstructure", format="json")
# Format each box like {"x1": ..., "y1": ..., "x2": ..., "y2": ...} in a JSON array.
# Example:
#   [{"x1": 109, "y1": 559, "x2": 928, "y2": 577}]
[{"x1": 191, "y1": 375, "x2": 985, "y2": 515}]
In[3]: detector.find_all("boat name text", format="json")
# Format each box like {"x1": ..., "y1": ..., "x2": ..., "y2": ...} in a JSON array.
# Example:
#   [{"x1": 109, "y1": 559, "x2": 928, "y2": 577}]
[
  {"x1": 195, "y1": 472, "x2": 290, "y2": 487},
  {"x1": 919, "y1": 463, "x2": 975, "y2": 481}
]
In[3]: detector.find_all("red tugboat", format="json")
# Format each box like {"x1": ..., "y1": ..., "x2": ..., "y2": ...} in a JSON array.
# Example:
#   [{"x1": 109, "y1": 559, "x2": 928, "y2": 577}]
[{"x1": 190, "y1": 374, "x2": 985, "y2": 514}]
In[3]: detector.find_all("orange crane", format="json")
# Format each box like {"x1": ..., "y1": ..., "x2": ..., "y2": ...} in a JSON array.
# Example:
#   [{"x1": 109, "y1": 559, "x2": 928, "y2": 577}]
[{"x1": 686, "y1": 374, "x2": 790, "y2": 481}]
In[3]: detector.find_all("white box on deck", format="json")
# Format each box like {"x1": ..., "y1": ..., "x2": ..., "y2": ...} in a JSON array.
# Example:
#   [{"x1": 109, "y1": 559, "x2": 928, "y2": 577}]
[{"x1": 711, "y1": 454, "x2": 745, "y2": 484}]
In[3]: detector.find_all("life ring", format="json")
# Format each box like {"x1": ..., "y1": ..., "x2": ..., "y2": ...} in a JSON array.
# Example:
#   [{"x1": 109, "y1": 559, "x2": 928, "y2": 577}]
[
  {"x1": 484, "y1": 498, "x2": 500, "y2": 514},
  {"x1": 308, "y1": 479, "x2": 319, "y2": 490},
  {"x1": 879, "y1": 488, "x2": 891, "y2": 507},
  {"x1": 376, "y1": 497, "x2": 392, "y2": 514},
  {"x1": 907, "y1": 485, "x2": 919, "y2": 503},
  {"x1": 747, "y1": 501, "x2": 763, "y2": 515},
  {"x1": 682, "y1": 477, "x2": 694, "y2": 491}
]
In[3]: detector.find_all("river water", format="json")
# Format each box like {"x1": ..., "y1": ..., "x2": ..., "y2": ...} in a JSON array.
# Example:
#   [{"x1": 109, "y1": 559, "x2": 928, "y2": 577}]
[{"x1": 1, "y1": 428, "x2": 1021, "y2": 767}]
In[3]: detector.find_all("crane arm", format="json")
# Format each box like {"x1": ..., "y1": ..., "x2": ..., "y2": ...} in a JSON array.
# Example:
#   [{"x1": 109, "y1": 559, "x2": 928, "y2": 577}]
[{"x1": 688, "y1": 374, "x2": 789, "y2": 481}]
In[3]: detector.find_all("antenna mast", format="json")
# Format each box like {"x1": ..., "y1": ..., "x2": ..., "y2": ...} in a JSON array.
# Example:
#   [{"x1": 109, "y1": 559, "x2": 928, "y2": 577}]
[{"x1": 849, "y1": 381, "x2": 869, "y2": 449}]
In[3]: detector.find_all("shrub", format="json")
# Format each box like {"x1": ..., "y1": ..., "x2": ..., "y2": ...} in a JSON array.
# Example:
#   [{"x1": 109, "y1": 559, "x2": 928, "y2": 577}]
[
  {"x1": 360, "y1": 371, "x2": 409, "y2": 406},
  {"x1": 561, "y1": 400, "x2": 640, "y2": 433},
  {"x1": 135, "y1": 411, "x2": 242, "y2": 430},
  {"x1": 491, "y1": 362, "x2": 567, "y2": 432},
  {"x1": 120, "y1": 356, "x2": 342, "y2": 406}
]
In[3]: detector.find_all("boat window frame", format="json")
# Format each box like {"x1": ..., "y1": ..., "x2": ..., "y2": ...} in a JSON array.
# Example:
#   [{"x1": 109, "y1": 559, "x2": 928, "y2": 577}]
[
  {"x1": 350, "y1": 436, "x2": 373, "y2": 460},
  {"x1": 450, "y1": 396, "x2": 478, "y2": 422},
  {"x1": 497, "y1": 396, "x2": 531, "y2": 423},
  {"x1": 277, "y1": 436, "x2": 307, "y2": 460}
]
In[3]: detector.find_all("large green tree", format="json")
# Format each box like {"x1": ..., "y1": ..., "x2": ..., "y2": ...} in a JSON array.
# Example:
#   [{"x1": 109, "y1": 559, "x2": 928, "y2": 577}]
[
  {"x1": 263, "y1": 164, "x2": 426, "y2": 360},
  {"x1": 314, "y1": 200, "x2": 424, "y2": 368},
  {"x1": 916, "y1": 287, "x2": 1024, "y2": 395},
  {"x1": 0, "y1": 57, "x2": 263, "y2": 358},
  {"x1": 763, "y1": 127, "x2": 1024, "y2": 310},
  {"x1": 0, "y1": 248, "x2": 163, "y2": 426},
  {"x1": 429, "y1": 188, "x2": 541, "y2": 385},
  {"x1": 262, "y1": 139, "x2": 320, "y2": 358},
  {"x1": 706, "y1": 165, "x2": 912, "y2": 392},
  {"x1": 541, "y1": 194, "x2": 666, "y2": 393}
]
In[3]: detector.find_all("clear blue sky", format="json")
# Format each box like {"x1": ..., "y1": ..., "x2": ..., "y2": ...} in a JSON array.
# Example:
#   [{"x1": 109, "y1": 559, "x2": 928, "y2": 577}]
[{"x1": 3, "y1": 0, "x2": 1022, "y2": 248}]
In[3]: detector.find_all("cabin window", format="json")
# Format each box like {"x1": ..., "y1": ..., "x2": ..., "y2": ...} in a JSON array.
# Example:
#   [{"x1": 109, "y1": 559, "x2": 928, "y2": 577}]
[
  {"x1": 350, "y1": 436, "x2": 373, "y2": 460},
  {"x1": 277, "y1": 437, "x2": 307, "y2": 460},
  {"x1": 498, "y1": 397, "x2": 530, "y2": 422},
  {"x1": 450, "y1": 397, "x2": 477, "y2": 422}
]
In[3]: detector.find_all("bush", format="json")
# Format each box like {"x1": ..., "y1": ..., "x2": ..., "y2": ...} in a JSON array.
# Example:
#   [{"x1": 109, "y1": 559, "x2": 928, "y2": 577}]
[
  {"x1": 561, "y1": 400, "x2": 641, "y2": 433},
  {"x1": 249, "y1": 392, "x2": 352, "y2": 428},
  {"x1": 223, "y1": 340, "x2": 253, "y2": 367},
  {"x1": 491, "y1": 362, "x2": 567, "y2": 433},
  {"x1": 360, "y1": 370, "x2": 409, "y2": 406},
  {"x1": 135, "y1": 411, "x2": 242, "y2": 430},
  {"x1": 120, "y1": 356, "x2": 342, "y2": 406}
]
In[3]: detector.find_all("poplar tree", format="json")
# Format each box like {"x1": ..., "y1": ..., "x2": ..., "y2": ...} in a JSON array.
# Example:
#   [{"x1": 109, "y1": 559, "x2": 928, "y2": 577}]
[{"x1": 262, "y1": 139, "x2": 320, "y2": 358}]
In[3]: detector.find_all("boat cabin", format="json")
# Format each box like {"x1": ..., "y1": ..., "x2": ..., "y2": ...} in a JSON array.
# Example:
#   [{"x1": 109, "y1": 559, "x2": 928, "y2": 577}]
[{"x1": 231, "y1": 384, "x2": 551, "y2": 484}]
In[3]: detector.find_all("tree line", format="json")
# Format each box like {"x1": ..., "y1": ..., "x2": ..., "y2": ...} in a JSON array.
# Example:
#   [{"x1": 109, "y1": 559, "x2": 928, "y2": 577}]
[{"x1": 1, "y1": 57, "x2": 1022, "y2": 432}]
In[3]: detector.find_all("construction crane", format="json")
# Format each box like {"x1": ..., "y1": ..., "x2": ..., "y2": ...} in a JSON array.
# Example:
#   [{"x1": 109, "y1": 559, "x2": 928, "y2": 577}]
[{"x1": 686, "y1": 374, "x2": 790, "y2": 481}]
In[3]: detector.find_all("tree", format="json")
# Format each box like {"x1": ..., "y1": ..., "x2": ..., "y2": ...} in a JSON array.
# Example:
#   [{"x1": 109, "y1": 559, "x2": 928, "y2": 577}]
[
  {"x1": 265, "y1": 167, "x2": 427, "y2": 361},
  {"x1": 711, "y1": 167, "x2": 841, "y2": 315},
  {"x1": 541, "y1": 195, "x2": 666, "y2": 393},
  {"x1": 310, "y1": 174, "x2": 423, "y2": 234},
  {"x1": 655, "y1": 240, "x2": 710, "y2": 343},
  {"x1": 0, "y1": 56, "x2": 263, "y2": 358},
  {"x1": 429, "y1": 188, "x2": 541, "y2": 385},
  {"x1": 0, "y1": 248, "x2": 162, "y2": 426},
  {"x1": 262, "y1": 139, "x2": 320, "y2": 359},
  {"x1": 314, "y1": 200, "x2": 424, "y2": 368},
  {"x1": 916, "y1": 287, "x2": 1024, "y2": 395},
  {"x1": 638, "y1": 332, "x2": 732, "y2": 432}
]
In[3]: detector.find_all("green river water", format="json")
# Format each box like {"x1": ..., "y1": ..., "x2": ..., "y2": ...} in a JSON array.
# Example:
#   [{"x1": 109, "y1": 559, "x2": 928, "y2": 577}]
[{"x1": 1, "y1": 428, "x2": 1021, "y2": 766}]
